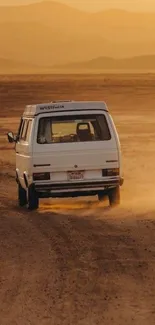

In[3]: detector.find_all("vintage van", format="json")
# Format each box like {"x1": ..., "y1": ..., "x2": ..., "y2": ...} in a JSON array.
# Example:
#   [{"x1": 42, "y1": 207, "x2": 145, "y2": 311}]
[{"x1": 7, "y1": 100, "x2": 124, "y2": 210}]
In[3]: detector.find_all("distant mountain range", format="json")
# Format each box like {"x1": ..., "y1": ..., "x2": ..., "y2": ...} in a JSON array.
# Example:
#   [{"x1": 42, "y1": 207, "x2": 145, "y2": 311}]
[
  {"x1": 1, "y1": 1, "x2": 155, "y2": 72},
  {"x1": 1, "y1": 55, "x2": 155, "y2": 74},
  {"x1": 1, "y1": 0, "x2": 155, "y2": 12},
  {"x1": 55, "y1": 55, "x2": 155, "y2": 71}
]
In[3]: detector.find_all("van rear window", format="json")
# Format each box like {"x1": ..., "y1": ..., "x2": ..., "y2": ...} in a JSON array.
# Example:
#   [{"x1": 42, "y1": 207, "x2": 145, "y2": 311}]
[{"x1": 37, "y1": 114, "x2": 111, "y2": 144}]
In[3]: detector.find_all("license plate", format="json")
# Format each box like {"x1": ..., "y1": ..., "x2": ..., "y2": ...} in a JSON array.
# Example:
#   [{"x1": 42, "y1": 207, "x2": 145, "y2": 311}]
[{"x1": 67, "y1": 171, "x2": 84, "y2": 181}]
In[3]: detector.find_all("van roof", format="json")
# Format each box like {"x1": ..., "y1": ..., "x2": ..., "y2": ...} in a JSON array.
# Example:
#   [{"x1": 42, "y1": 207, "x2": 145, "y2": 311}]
[{"x1": 23, "y1": 100, "x2": 108, "y2": 117}]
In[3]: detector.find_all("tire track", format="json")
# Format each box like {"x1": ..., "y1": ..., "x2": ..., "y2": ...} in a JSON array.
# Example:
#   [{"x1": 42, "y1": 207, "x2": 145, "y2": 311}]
[{"x1": 1, "y1": 177, "x2": 155, "y2": 324}]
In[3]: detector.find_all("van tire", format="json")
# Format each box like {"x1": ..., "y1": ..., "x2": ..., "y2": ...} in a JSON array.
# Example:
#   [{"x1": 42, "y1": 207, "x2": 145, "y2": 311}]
[
  {"x1": 98, "y1": 192, "x2": 106, "y2": 202},
  {"x1": 28, "y1": 185, "x2": 39, "y2": 210},
  {"x1": 108, "y1": 186, "x2": 120, "y2": 207},
  {"x1": 18, "y1": 183, "x2": 27, "y2": 207}
]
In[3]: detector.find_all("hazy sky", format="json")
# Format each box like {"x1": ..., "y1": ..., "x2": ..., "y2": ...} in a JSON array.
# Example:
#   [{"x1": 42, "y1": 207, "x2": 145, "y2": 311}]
[{"x1": 0, "y1": 0, "x2": 155, "y2": 12}]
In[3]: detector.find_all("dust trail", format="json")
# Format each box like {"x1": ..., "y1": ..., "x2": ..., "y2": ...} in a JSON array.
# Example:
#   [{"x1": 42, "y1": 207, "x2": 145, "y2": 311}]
[{"x1": 39, "y1": 184, "x2": 155, "y2": 221}]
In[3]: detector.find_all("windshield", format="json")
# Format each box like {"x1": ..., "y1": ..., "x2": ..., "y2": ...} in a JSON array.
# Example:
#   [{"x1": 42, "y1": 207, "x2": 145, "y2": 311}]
[{"x1": 37, "y1": 114, "x2": 111, "y2": 144}]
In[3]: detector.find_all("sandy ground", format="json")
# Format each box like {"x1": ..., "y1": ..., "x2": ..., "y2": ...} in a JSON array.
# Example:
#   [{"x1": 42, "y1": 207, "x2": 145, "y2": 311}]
[{"x1": 1, "y1": 74, "x2": 155, "y2": 324}]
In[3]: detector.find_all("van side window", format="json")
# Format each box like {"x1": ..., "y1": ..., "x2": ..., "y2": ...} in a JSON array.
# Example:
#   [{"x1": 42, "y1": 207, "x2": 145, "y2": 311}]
[
  {"x1": 18, "y1": 119, "x2": 24, "y2": 140},
  {"x1": 17, "y1": 118, "x2": 23, "y2": 140},
  {"x1": 25, "y1": 120, "x2": 32, "y2": 142},
  {"x1": 18, "y1": 119, "x2": 32, "y2": 142},
  {"x1": 20, "y1": 120, "x2": 28, "y2": 141}
]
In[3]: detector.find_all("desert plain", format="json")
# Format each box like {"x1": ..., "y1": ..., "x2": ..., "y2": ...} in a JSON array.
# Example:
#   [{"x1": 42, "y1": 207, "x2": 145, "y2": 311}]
[{"x1": 0, "y1": 74, "x2": 155, "y2": 324}]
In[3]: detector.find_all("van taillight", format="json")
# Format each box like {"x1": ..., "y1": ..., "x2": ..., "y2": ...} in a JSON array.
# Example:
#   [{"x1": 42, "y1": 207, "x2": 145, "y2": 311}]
[
  {"x1": 33, "y1": 172, "x2": 50, "y2": 181},
  {"x1": 102, "y1": 168, "x2": 119, "y2": 177}
]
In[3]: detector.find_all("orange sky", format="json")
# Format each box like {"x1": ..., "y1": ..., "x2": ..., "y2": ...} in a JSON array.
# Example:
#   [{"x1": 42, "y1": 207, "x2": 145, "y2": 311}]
[{"x1": 0, "y1": 0, "x2": 155, "y2": 12}]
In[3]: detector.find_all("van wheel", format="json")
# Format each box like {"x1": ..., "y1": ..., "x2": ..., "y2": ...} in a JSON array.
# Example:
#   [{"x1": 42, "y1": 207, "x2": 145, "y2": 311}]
[
  {"x1": 18, "y1": 183, "x2": 27, "y2": 207},
  {"x1": 98, "y1": 192, "x2": 106, "y2": 202},
  {"x1": 28, "y1": 185, "x2": 39, "y2": 210},
  {"x1": 108, "y1": 186, "x2": 120, "y2": 207}
]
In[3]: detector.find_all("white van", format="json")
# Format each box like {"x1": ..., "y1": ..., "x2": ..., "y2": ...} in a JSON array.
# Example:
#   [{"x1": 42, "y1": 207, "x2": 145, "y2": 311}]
[{"x1": 7, "y1": 100, "x2": 124, "y2": 210}]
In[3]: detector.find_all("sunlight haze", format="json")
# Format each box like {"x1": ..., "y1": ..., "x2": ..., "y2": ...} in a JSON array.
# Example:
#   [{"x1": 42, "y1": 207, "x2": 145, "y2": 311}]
[
  {"x1": 0, "y1": 0, "x2": 155, "y2": 12},
  {"x1": 1, "y1": 0, "x2": 155, "y2": 72}
]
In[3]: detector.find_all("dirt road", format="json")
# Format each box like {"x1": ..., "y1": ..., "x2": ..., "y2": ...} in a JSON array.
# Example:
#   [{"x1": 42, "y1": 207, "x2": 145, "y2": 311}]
[{"x1": 1, "y1": 75, "x2": 155, "y2": 324}]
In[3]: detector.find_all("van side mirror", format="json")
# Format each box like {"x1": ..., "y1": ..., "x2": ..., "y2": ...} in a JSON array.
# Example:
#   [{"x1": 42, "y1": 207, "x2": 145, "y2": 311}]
[{"x1": 7, "y1": 131, "x2": 16, "y2": 143}]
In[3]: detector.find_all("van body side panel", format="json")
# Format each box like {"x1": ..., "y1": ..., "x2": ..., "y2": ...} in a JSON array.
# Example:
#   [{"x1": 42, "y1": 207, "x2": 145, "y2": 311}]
[
  {"x1": 15, "y1": 119, "x2": 34, "y2": 189},
  {"x1": 106, "y1": 114, "x2": 123, "y2": 178},
  {"x1": 16, "y1": 145, "x2": 31, "y2": 189}
]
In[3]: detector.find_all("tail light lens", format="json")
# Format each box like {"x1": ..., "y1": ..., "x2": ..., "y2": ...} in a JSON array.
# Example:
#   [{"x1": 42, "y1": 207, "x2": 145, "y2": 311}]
[
  {"x1": 102, "y1": 168, "x2": 119, "y2": 177},
  {"x1": 33, "y1": 172, "x2": 50, "y2": 181}
]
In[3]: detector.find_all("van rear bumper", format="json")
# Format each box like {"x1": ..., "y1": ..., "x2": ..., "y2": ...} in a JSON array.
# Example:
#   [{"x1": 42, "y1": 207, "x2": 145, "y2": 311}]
[{"x1": 34, "y1": 178, "x2": 123, "y2": 198}]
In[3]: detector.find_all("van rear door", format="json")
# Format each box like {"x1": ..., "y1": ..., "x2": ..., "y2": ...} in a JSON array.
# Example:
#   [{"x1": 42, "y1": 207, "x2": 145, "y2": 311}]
[{"x1": 32, "y1": 111, "x2": 119, "y2": 181}]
